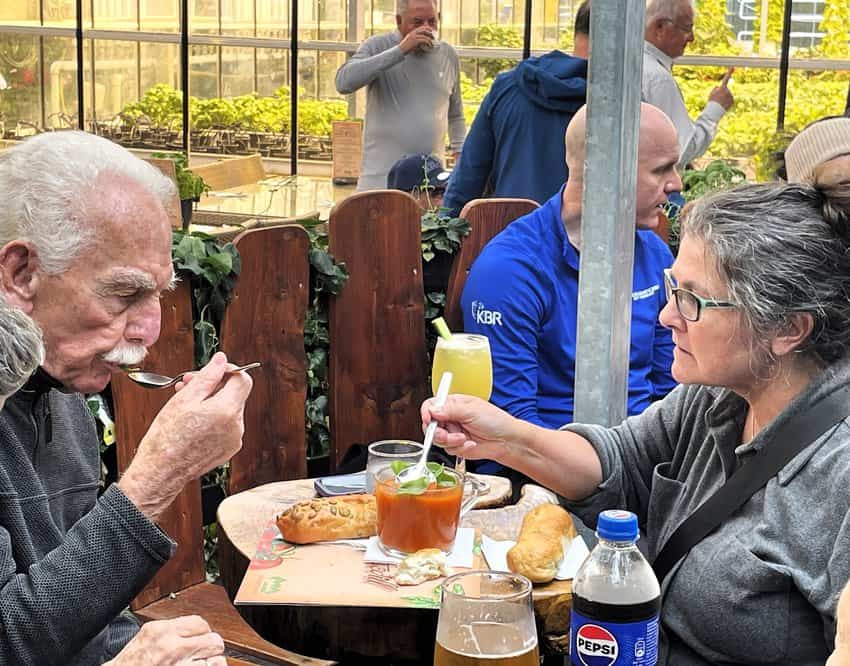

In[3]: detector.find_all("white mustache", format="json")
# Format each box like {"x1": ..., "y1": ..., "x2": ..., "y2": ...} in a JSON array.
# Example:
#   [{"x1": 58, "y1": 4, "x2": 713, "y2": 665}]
[{"x1": 101, "y1": 345, "x2": 148, "y2": 367}]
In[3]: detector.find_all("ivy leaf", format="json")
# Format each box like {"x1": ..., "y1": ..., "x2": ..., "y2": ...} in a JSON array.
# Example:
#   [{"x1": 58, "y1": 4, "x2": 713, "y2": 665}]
[{"x1": 204, "y1": 251, "x2": 233, "y2": 275}]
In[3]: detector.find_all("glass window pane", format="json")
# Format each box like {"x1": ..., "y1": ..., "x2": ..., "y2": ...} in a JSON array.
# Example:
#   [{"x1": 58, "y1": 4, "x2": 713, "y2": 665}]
[
  {"x1": 222, "y1": 46, "x2": 255, "y2": 97},
  {"x1": 298, "y1": 50, "x2": 348, "y2": 162},
  {"x1": 257, "y1": 0, "x2": 290, "y2": 39},
  {"x1": 221, "y1": 0, "x2": 254, "y2": 36},
  {"x1": 0, "y1": 33, "x2": 42, "y2": 134},
  {"x1": 92, "y1": 0, "x2": 138, "y2": 30},
  {"x1": 300, "y1": 0, "x2": 318, "y2": 40},
  {"x1": 44, "y1": 36, "x2": 79, "y2": 129},
  {"x1": 91, "y1": 39, "x2": 138, "y2": 122},
  {"x1": 257, "y1": 48, "x2": 289, "y2": 96},
  {"x1": 140, "y1": 0, "x2": 179, "y2": 33},
  {"x1": 191, "y1": 0, "x2": 219, "y2": 35},
  {"x1": 0, "y1": 1, "x2": 40, "y2": 26},
  {"x1": 43, "y1": 0, "x2": 77, "y2": 28},
  {"x1": 320, "y1": 0, "x2": 347, "y2": 41}
]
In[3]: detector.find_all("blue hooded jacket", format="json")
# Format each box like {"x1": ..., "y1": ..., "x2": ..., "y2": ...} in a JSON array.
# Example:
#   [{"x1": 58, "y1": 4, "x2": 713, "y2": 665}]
[{"x1": 442, "y1": 51, "x2": 588, "y2": 216}]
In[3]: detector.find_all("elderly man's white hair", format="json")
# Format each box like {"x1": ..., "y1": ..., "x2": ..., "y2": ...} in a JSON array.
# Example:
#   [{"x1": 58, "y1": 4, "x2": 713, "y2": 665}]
[
  {"x1": 0, "y1": 302, "x2": 44, "y2": 399},
  {"x1": 0, "y1": 131, "x2": 176, "y2": 275},
  {"x1": 396, "y1": 0, "x2": 437, "y2": 15},
  {"x1": 645, "y1": 0, "x2": 695, "y2": 27}
]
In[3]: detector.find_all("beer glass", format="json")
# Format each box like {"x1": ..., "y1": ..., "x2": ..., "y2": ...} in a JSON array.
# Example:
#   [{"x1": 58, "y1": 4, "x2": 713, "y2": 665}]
[
  {"x1": 435, "y1": 571, "x2": 539, "y2": 666},
  {"x1": 431, "y1": 334, "x2": 493, "y2": 401}
]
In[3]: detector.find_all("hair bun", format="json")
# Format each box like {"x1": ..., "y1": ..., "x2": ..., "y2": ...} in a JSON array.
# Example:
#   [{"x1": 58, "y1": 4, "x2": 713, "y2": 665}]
[{"x1": 814, "y1": 181, "x2": 850, "y2": 243}]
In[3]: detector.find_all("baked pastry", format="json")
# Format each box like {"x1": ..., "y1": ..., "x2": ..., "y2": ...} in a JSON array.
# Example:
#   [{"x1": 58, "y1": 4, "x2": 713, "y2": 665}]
[
  {"x1": 276, "y1": 494, "x2": 377, "y2": 544},
  {"x1": 506, "y1": 503, "x2": 576, "y2": 584},
  {"x1": 395, "y1": 548, "x2": 449, "y2": 586}
]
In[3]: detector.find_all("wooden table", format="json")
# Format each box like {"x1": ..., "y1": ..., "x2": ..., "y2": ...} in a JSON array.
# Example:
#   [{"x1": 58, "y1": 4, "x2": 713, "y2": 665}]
[
  {"x1": 217, "y1": 477, "x2": 573, "y2": 663},
  {"x1": 196, "y1": 175, "x2": 343, "y2": 223}
]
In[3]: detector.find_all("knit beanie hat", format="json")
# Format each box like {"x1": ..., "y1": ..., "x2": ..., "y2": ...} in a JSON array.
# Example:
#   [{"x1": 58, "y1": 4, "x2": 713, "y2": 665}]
[{"x1": 785, "y1": 117, "x2": 850, "y2": 184}]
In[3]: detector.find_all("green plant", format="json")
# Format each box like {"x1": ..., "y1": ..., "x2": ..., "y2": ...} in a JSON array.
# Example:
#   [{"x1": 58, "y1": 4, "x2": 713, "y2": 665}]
[
  {"x1": 152, "y1": 151, "x2": 210, "y2": 201},
  {"x1": 420, "y1": 208, "x2": 470, "y2": 262},
  {"x1": 171, "y1": 230, "x2": 242, "y2": 366},
  {"x1": 302, "y1": 219, "x2": 350, "y2": 459},
  {"x1": 476, "y1": 24, "x2": 522, "y2": 80},
  {"x1": 681, "y1": 159, "x2": 747, "y2": 202}
]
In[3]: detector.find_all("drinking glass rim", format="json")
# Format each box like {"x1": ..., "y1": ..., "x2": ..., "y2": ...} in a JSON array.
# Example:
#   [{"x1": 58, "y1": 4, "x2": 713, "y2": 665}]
[
  {"x1": 374, "y1": 465, "x2": 464, "y2": 493},
  {"x1": 367, "y1": 439, "x2": 425, "y2": 458},
  {"x1": 440, "y1": 570, "x2": 532, "y2": 601},
  {"x1": 437, "y1": 333, "x2": 491, "y2": 347}
]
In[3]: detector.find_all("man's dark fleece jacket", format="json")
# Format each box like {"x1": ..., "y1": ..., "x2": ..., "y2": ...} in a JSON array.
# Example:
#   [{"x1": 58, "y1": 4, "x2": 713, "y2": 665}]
[
  {"x1": 442, "y1": 50, "x2": 587, "y2": 216},
  {"x1": 0, "y1": 371, "x2": 175, "y2": 665}
]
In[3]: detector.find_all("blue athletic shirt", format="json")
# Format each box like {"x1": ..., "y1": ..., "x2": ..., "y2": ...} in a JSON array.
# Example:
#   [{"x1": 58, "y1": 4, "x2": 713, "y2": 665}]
[{"x1": 461, "y1": 187, "x2": 677, "y2": 438}]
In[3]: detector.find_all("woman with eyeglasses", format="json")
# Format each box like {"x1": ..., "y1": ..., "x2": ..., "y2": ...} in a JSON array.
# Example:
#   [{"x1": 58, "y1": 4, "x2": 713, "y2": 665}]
[{"x1": 422, "y1": 181, "x2": 850, "y2": 664}]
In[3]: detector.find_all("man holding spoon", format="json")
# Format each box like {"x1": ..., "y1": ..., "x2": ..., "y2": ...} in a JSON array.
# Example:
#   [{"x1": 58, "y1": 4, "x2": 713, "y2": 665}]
[{"x1": 0, "y1": 131, "x2": 252, "y2": 665}]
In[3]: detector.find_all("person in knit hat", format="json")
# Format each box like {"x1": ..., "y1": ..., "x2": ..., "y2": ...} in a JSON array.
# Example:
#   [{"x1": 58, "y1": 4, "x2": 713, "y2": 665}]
[{"x1": 785, "y1": 116, "x2": 850, "y2": 185}]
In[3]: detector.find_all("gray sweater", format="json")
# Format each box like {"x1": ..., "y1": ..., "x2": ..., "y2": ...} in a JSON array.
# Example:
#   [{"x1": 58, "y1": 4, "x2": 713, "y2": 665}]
[
  {"x1": 335, "y1": 31, "x2": 466, "y2": 191},
  {"x1": 566, "y1": 360, "x2": 850, "y2": 664},
  {"x1": 0, "y1": 372, "x2": 175, "y2": 665}
]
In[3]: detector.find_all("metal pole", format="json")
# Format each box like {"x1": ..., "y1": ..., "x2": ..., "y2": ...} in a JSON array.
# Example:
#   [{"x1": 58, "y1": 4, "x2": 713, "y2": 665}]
[
  {"x1": 181, "y1": 0, "x2": 189, "y2": 152},
  {"x1": 573, "y1": 0, "x2": 645, "y2": 427},
  {"x1": 290, "y1": 0, "x2": 298, "y2": 175},
  {"x1": 776, "y1": 0, "x2": 793, "y2": 130},
  {"x1": 522, "y1": 0, "x2": 532, "y2": 60},
  {"x1": 75, "y1": 0, "x2": 84, "y2": 129}
]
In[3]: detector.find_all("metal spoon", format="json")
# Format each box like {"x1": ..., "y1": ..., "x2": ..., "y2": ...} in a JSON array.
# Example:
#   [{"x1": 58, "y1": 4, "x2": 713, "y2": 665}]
[
  {"x1": 397, "y1": 371, "x2": 453, "y2": 484},
  {"x1": 125, "y1": 362, "x2": 261, "y2": 389}
]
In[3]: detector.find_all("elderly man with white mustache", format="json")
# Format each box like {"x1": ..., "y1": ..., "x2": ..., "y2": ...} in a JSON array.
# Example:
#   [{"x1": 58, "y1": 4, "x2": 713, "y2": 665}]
[{"x1": 0, "y1": 131, "x2": 251, "y2": 666}]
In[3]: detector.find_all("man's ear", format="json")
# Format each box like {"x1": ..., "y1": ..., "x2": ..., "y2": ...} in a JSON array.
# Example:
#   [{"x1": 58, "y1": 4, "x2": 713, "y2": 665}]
[
  {"x1": 0, "y1": 241, "x2": 40, "y2": 314},
  {"x1": 771, "y1": 312, "x2": 815, "y2": 357}
]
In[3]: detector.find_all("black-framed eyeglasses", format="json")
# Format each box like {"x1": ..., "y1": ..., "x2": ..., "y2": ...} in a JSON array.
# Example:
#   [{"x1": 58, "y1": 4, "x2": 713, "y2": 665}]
[{"x1": 663, "y1": 269, "x2": 737, "y2": 322}]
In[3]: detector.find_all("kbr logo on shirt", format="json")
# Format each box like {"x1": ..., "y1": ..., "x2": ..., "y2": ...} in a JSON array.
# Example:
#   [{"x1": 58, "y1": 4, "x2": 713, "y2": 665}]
[
  {"x1": 471, "y1": 300, "x2": 503, "y2": 326},
  {"x1": 575, "y1": 624, "x2": 619, "y2": 666}
]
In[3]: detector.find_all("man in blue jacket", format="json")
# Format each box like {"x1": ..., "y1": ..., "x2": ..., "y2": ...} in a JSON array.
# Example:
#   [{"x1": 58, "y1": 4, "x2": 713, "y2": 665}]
[
  {"x1": 461, "y1": 103, "x2": 680, "y2": 475},
  {"x1": 441, "y1": 1, "x2": 589, "y2": 216}
]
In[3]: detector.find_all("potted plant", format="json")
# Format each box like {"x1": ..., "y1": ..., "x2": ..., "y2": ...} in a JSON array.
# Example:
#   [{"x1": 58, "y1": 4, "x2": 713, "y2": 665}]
[{"x1": 153, "y1": 151, "x2": 210, "y2": 228}]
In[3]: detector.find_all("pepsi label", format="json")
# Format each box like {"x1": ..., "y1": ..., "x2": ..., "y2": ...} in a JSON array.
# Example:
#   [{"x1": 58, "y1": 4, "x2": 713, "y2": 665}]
[{"x1": 570, "y1": 608, "x2": 658, "y2": 666}]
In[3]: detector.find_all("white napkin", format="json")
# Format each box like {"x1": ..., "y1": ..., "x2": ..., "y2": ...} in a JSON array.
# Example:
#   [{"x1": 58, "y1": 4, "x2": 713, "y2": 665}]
[
  {"x1": 362, "y1": 528, "x2": 476, "y2": 568},
  {"x1": 480, "y1": 534, "x2": 589, "y2": 580}
]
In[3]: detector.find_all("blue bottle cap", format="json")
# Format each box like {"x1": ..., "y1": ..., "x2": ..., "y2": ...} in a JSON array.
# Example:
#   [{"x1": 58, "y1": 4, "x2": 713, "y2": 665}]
[{"x1": 597, "y1": 509, "x2": 639, "y2": 542}]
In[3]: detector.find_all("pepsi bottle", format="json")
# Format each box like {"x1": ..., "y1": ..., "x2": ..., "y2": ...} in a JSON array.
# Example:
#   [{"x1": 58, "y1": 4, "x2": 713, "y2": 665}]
[{"x1": 570, "y1": 510, "x2": 661, "y2": 666}]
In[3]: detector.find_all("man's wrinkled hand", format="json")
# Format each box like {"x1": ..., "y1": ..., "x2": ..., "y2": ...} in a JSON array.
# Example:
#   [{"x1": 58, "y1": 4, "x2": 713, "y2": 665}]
[
  {"x1": 399, "y1": 26, "x2": 434, "y2": 54},
  {"x1": 118, "y1": 352, "x2": 253, "y2": 521},
  {"x1": 708, "y1": 67, "x2": 734, "y2": 110},
  {"x1": 105, "y1": 616, "x2": 226, "y2": 666}
]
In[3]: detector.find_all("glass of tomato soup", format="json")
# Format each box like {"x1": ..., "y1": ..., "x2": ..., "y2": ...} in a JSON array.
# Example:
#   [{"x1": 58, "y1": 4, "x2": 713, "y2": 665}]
[{"x1": 374, "y1": 465, "x2": 485, "y2": 557}]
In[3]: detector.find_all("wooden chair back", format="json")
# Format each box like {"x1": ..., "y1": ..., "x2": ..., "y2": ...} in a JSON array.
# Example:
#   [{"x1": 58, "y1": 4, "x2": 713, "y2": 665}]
[
  {"x1": 112, "y1": 280, "x2": 204, "y2": 607},
  {"x1": 327, "y1": 190, "x2": 428, "y2": 470},
  {"x1": 444, "y1": 198, "x2": 539, "y2": 332},
  {"x1": 190, "y1": 154, "x2": 266, "y2": 192},
  {"x1": 111, "y1": 261, "x2": 333, "y2": 665},
  {"x1": 219, "y1": 225, "x2": 311, "y2": 493}
]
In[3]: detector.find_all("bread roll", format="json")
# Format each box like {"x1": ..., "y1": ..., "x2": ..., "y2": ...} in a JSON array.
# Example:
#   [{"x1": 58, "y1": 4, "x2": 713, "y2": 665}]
[
  {"x1": 276, "y1": 494, "x2": 377, "y2": 544},
  {"x1": 506, "y1": 503, "x2": 575, "y2": 584}
]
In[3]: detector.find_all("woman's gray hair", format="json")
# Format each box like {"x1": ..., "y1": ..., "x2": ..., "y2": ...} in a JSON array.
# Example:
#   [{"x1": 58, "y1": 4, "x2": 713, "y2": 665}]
[
  {"x1": 682, "y1": 181, "x2": 850, "y2": 365},
  {"x1": 0, "y1": 303, "x2": 44, "y2": 399},
  {"x1": 0, "y1": 131, "x2": 176, "y2": 274}
]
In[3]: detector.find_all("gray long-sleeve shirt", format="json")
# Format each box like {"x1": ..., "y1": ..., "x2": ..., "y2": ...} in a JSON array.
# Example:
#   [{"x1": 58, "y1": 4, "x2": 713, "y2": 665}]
[
  {"x1": 335, "y1": 31, "x2": 466, "y2": 190},
  {"x1": 0, "y1": 372, "x2": 175, "y2": 665},
  {"x1": 565, "y1": 360, "x2": 850, "y2": 664}
]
